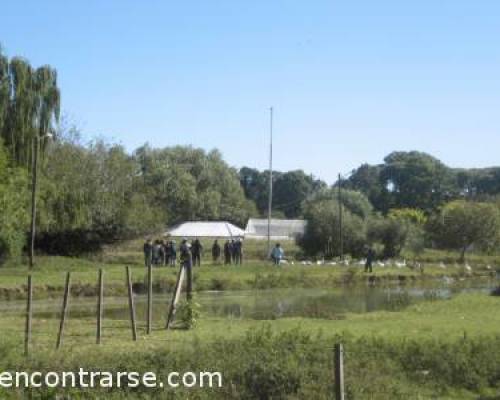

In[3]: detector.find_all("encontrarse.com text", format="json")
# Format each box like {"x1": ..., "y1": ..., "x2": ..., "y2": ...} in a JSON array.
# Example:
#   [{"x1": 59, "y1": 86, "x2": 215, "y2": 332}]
[{"x1": 0, "y1": 369, "x2": 222, "y2": 389}]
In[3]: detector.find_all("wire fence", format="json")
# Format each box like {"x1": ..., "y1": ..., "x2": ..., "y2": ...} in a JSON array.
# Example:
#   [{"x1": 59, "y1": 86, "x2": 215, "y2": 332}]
[{"x1": 3, "y1": 269, "x2": 498, "y2": 399}]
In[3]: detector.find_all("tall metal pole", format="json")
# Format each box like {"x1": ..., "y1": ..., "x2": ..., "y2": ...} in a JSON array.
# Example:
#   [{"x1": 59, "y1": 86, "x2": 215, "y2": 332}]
[
  {"x1": 338, "y1": 173, "x2": 343, "y2": 261},
  {"x1": 29, "y1": 137, "x2": 39, "y2": 269},
  {"x1": 267, "y1": 107, "x2": 274, "y2": 256}
]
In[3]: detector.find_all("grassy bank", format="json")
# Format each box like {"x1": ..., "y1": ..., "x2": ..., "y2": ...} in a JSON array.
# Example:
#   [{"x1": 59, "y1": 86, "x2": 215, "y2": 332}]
[
  {"x1": 1, "y1": 293, "x2": 500, "y2": 399},
  {"x1": 0, "y1": 255, "x2": 496, "y2": 299}
]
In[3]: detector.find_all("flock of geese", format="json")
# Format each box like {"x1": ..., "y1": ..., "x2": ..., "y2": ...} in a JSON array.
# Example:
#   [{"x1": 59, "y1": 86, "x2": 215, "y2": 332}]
[
  {"x1": 280, "y1": 259, "x2": 408, "y2": 267},
  {"x1": 279, "y1": 259, "x2": 495, "y2": 271}
]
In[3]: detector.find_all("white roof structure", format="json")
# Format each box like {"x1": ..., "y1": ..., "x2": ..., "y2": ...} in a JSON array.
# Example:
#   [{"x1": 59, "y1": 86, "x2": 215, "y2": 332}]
[
  {"x1": 165, "y1": 221, "x2": 245, "y2": 238},
  {"x1": 244, "y1": 218, "x2": 307, "y2": 241}
]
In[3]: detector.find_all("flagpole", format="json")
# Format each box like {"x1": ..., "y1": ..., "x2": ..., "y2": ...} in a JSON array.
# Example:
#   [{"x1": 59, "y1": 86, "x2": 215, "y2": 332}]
[{"x1": 267, "y1": 107, "x2": 273, "y2": 257}]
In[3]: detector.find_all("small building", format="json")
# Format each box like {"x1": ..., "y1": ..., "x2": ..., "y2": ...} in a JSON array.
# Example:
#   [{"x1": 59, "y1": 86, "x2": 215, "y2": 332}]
[
  {"x1": 165, "y1": 221, "x2": 245, "y2": 238},
  {"x1": 244, "y1": 218, "x2": 307, "y2": 241}
]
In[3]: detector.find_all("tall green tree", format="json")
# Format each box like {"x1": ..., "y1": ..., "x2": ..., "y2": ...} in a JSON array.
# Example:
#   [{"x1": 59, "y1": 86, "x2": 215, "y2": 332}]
[
  {"x1": 0, "y1": 48, "x2": 9, "y2": 136},
  {"x1": 309, "y1": 187, "x2": 373, "y2": 220},
  {"x1": 427, "y1": 200, "x2": 500, "y2": 262},
  {"x1": 135, "y1": 145, "x2": 256, "y2": 226},
  {"x1": 299, "y1": 198, "x2": 366, "y2": 257},
  {"x1": 33, "y1": 65, "x2": 60, "y2": 148},
  {"x1": 273, "y1": 170, "x2": 325, "y2": 218},
  {"x1": 0, "y1": 140, "x2": 29, "y2": 263},
  {"x1": 3, "y1": 57, "x2": 36, "y2": 167},
  {"x1": 0, "y1": 53, "x2": 60, "y2": 167}
]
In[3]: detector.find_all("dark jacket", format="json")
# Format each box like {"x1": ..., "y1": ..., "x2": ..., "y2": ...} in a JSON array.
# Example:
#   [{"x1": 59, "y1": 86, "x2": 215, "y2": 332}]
[{"x1": 212, "y1": 242, "x2": 221, "y2": 257}]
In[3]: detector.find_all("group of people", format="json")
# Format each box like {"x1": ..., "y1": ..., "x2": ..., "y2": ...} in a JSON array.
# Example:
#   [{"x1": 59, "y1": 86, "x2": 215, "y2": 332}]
[
  {"x1": 143, "y1": 238, "x2": 178, "y2": 267},
  {"x1": 143, "y1": 238, "x2": 373, "y2": 270},
  {"x1": 143, "y1": 237, "x2": 246, "y2": 267},
  {"x1": 221, "y1": 238, "x2": 244, "y2": 265}
]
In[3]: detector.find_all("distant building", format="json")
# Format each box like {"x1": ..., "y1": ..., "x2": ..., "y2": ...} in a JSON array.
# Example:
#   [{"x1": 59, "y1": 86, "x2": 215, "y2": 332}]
[
  {"x1": 244, "y1": 218, "x2": 307, "y2": 241},
  {"x1": 165, "y1": 221, "x2": 245, "y2": 238}
]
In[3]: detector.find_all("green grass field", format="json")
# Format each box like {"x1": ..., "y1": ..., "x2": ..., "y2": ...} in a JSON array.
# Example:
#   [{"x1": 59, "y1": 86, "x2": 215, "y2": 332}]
[
  {"x1": 1, "y1": 293, "x2": 500, "y2": 399},
  {"x1": 0, "y1": 253, "x2": 496, "y2": 300},
  {"x1": 1, "y1": 240, "x2": 500, "y2": 398},
  {"x1": 0, "y1": 238, "x2": 497, "y2": 298}
]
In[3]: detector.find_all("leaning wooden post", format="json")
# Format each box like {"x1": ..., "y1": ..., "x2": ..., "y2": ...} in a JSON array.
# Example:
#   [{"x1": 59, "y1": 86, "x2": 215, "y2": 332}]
[
  {"x1": 147, "y1": 264, "x2": 153, "y2": 334},
  {"x1": 126, "y1": 266, "x2": 137, "y2": 341},
  {"x1": 56, "y1": 272, "x2": 71, "y2": 349},
  {"x1": 24, "y1": 275, "x2": 33, "y2": 356},
  {"x1": 334, "y1": 343, "x2": 345, "y2": 400},
  {"x1": 166, "y1": 264, "x2": 186, "y2": 329},
  {"x1": 186, "y1": 257, "x2": 193, "y2": 301},
  {"x1": 96, "y1": 269, "x2": 104, "y2": 344}
]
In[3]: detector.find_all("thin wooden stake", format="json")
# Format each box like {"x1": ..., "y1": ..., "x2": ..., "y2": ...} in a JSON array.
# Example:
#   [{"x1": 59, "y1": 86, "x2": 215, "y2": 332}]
[
  {"x1": 334, "y1": 343, "x2": 345, "y2": 400},
  {"x1": 126, "y1": 266, "x2": 137, "y2": 341},
  {"x1": 96, "y1": 269, "x2": 104, "y2": 344},
  {"x1": 147, "y1": 263, "x2": 153, "y2": 334},
  {"x1": 24, "y1": 275, "x2": 33, "y2": 356},
  {"x1": 56, "y1": 272, "x2": 71, "y2": 349},
  {"x1": 186, "y1": 262, "x2": 193, "y2": 301},
  {"x1": 166, "y1": 264, "x2": 186, "y2": 329}
]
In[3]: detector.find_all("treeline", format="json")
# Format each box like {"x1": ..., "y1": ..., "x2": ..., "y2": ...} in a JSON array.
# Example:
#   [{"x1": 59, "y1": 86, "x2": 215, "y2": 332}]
[
  {"x1": 294, "y1": 153, "x2": 500, "y2": 261},
  {"x1": 0, "y1": 50, "x2": 255, "y2": 261},
  {"x1": 1, "y1": 48, "x2": 500, "y2": 264},
  {"x1": 239, "y1": 168, "x2": 326, "y2": 218},
  {"x1": 344, "y1": 151, "x2": 500, "y2": 213},
  {"x1": 299, "y1": 186, "x2": 500, "y2": 262},
  {"x1": 0, "y1": 122, "x2": 256, "y2": 259}
]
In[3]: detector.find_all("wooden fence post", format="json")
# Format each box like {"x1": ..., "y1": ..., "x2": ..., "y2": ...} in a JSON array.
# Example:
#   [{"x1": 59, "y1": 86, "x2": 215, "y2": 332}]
[
  {"x1": 56, "y1": 272, "x2": 71, "y2": 349},
  {"x1": 24, "y1": 275, "x2": 33, "y2": 356},
  {"x1": 147, "y1": 264, "x2": 153, "y2": 334},
  {"x1": 334, "y1": 343, "x2": 345, "y2": 400},
  {"x1": 166, "y1": 264, "x2": 186, "y2": 329},
  {"x1": 126, "y1": 266, "x2": 137, "y2": 341},
  {"x1": 186, "y1": 258, "x2": 193, "y2": 301},
  {"x1": 96, "y1": 269, "x2": 104, "y2": 344}
]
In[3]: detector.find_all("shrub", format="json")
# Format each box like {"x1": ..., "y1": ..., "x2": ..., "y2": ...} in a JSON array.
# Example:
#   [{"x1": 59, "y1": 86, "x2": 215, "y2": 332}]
[
  {"x1": 175, "y1": 299, "x2": 201, "y2": 329},
  {"x1": 0, "y1": 141, "x2": 29, "y2": 264}
]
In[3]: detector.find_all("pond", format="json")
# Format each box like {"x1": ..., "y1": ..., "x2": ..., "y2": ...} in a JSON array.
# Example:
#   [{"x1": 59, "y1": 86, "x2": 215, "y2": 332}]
[{"x1": 0, "y1": 277, "x2": 498, "y2": 321}]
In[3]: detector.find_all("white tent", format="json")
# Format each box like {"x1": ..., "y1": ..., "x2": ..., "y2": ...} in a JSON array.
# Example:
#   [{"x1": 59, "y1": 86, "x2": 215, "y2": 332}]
[
  {"x1": 165, "y1": 221, "x2": 245, "y2": 238},
  {"x1": 244, "y1": 218, "x2": 307, "y2": 240}
]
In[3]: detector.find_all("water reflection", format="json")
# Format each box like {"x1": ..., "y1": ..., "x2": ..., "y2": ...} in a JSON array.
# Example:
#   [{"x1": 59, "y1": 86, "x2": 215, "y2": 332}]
[{"x1": 0, "y1": 278, "x2": 497, "y2": 321}]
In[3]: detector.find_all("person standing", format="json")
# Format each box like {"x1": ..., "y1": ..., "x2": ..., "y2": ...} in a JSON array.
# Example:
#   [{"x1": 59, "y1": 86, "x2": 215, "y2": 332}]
[
  {"x1": 365, "y1": 247, "x2": 375, "y2": 273},
  {"x1": 212, "y1": 239, "x2": 221, "y2": 264},
  {"x1": 233, "y1": 238, "x2": 243, "y2": 265},
  {"x1": 179, "y1": 239, "x2": 193, "y2": 299},
  {"x1": 152, "y1": 240, "x2": 162, "y2": 266},
  {"x1": 165, "y1": 240, "x2": 172, "y2": 266},
  {"x1": 192, "y1": 238, "x2": 203, "y2": 267},
  {"x1": 159, "y1": 239, "x2": 166, "y2": 266},
  {"x1": 224, "y1": 240, "x2": 232, "y2": 265},
  {"x1": 170, "y1": 240, "x2": 177, "y2": 267},
  {"x1": 143, "y1": 238, "x2": 153, "y2": 267},
  {"x1": 230, "y1": 239, "x2": 236, "y2": 264},
  {"x1": 271, "y1": 243, "x2": 284, "y2": 265}
]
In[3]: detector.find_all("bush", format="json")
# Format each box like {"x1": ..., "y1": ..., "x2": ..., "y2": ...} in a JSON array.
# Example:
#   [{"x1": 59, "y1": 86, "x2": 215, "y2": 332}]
[
  {"x1": 175, "y1": 299, "x2": 201, "y2": 329},
  {"x1": 367, "y1": 217, "x2": 407, "y2": 258},
  {"x1": 0, "y1": 142, "x2": 29, "y2": 264},
  {"x1": 427, "y1": 200, "x2": 500, "y2": 262}
]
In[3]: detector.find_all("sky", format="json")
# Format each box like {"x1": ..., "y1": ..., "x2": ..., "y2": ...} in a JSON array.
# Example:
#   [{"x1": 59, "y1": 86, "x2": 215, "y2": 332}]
[{"x1": 1, "y1": 0, "x2": 500, "y2": 183}]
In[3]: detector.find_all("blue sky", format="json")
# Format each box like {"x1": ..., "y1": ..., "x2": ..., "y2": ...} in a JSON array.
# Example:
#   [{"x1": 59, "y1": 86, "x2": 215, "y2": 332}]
[{"x1": 2, "y1": 0, "x2": 500, "y2": 182}]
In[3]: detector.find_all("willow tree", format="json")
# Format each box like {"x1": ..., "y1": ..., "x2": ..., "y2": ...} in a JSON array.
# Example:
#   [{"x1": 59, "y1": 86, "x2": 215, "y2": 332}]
[
  {"x1": 29, "y1": 65, "x2": 60, "y2": 267},
  {"x1": 0, "y1": 48, "x2": 9, "y2": 136},
  {"x1": 5, "y1": 57, "x2": 37, "y2": 167},
  {"x1": 0, "y1": 52, "x2": 60, "y2": 167},
  {"x1": 33, "y1": 65, "x2": 60, "y2": 143}
]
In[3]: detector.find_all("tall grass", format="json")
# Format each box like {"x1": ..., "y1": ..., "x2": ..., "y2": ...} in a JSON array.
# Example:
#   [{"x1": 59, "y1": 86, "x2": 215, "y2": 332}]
[{"x1": 1, "y1": 326, "x2": 499, "y2": 399}]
